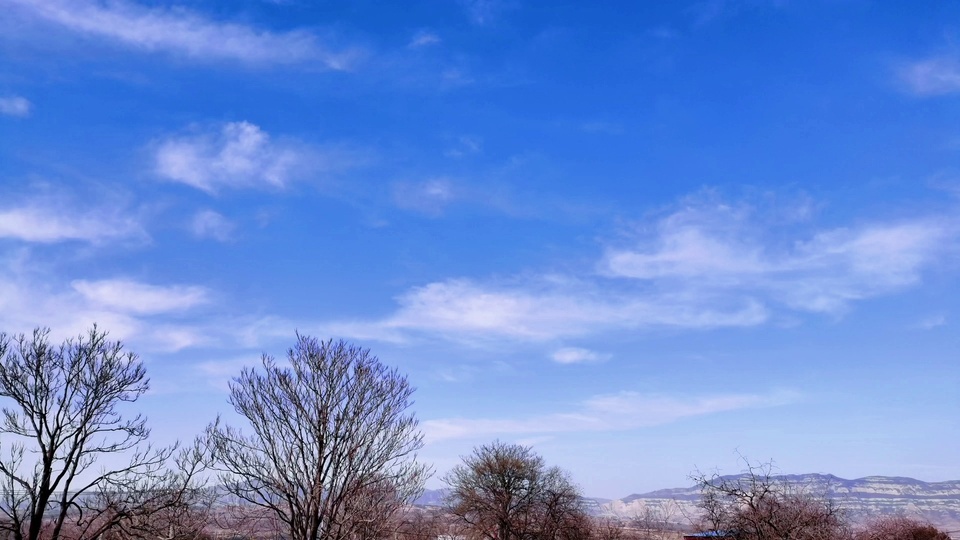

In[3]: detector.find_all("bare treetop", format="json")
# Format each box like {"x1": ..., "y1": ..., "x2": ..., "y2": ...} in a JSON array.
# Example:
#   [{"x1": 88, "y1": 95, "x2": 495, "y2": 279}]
[
  {"x1": 692, "y1": 459, "x2": 847, "y2": 540},
  {"x1": 206, "y1": 336, "x2": 429, "y2": 540},
  {"x1": 0, "y1": 326, "x2": 194, "y2": 540},
  {"x1": 444, "y1": 440, "x2": 590, "y2": 540}
]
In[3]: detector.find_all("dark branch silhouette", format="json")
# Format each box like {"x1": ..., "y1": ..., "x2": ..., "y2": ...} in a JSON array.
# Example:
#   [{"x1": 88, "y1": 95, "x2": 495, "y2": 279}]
[
  {"x1": 444, "y1": 441, "x2": 590, "y2": 540},
  {"x1": 0, "y1": 327, "x2": 203, "y2": 540},
  {"x1": 206, "y1": 336, "x2": 429, "y2": 540}
]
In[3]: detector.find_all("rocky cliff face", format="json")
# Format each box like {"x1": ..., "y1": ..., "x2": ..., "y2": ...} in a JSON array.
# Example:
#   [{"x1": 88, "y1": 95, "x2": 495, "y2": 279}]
[{"x1": 600, "y1": 474, "x2": 960, "y2": 532}]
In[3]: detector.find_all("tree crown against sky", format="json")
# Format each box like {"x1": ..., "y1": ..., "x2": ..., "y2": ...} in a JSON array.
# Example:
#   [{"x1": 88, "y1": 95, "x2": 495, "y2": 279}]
[
  {"x1": 0, "y1": 328, "x2": 430, "y2": 540},
  {"x1": 0, "y1": 326, "x2": 205, "y2": 540},
  {"x1": 206, "y1": 335, "x2": 429, "y2": 540},
  {"x1": 444, "y1": 441, "x2": 590, "y2": 540}
]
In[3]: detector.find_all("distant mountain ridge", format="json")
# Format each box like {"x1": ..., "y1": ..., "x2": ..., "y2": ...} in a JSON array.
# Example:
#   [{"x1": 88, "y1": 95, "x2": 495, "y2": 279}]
[
  {"x1": 604, "y1": 474, "x2": 960, "y2": 531},
  {"x1": 416, "y1": 474, "x2": 960, "y2": 532}
]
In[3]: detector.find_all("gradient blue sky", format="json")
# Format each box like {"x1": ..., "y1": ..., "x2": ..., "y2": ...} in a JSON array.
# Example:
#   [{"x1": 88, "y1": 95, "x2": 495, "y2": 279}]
[{"x1": 1, "y1": 0, "x2": 959, "y2": 498}]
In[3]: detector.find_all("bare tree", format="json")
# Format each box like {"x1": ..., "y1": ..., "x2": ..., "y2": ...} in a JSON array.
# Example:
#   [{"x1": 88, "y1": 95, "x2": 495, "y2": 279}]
[
  {"x1": 205, "y1": 336, "x2": 429, "y2": 540},
  {"x1": 90, "y1": 443, "x2": 214, "y2": 540},
  {"x1": 393, "y1": 507, "x2": 446, "y2": 540},
  {"x1": 630, "y1": 502, "x2": 681, "y2": 540},
  {"x1": 0, "y1": 327, "x2": 195, "y2": 540},
  {"x1": 854, "y1": 515, "x2": 951, "y2": 540},
  {"x1": 534, "y1": 468, "x2": 592, "y2": 540},
  {"x1": 209, "y1": 502, "x2": 285, "y2": 540},
  {"x1": 593, "y1": 517, "x2": 627, "y2": 540},
  {"x1": 691, "y1": 459, "x2": 848, "y2": 540},
  {"x1": 443, "y1": 441, "x2": 590, "y2": 540}
]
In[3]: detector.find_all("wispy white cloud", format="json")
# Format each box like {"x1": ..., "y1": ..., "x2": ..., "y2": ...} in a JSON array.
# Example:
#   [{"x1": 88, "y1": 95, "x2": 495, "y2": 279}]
[
  {"x1": 154, "y1": 122, "x2": 331, "y2": 193},
  {"x1": 324, "y1": 192, "x2": 956, "y2": 344},
  {"x1": 0, "y1": 194, "x2": 145, "y2": 243},
  {"x1": 0, "y1": 189, "x2": 220, "y2": 351},
  {"x1": 913, "y1": 314, "x2": 946, "y2": 330},
  {"x1": 440, "y1": 68, "x2": 475, "y2": 87},
  {"x1": 424, "y1": 388, "x2": 799, "y2": 443},
  {"x1": 0, "y1": 266, "x2": 213, "y2": 353},
  {"x1": 5, "y1": 0, "x2": 359, "y2": 68},
  {"x1": 409, "y1": 30, "x2": 440, "y2": 48},
  {"x1": 191, "y1": 209, "x2": 235, "y2": 241},
  {"x1": 458, "y1": 0, "x2": 502, "y2": 25},
  {"x1": 194, "y1": 356, "x2": 263, "y2": 391},
  {"x1": 434, "y1": 363, "x2": 483, "y2": 383},
  {"x1": 72, "y1": 278, "x2": 209, "y2": 315},
  {"x1": 324, "y1": 277, "x2": 768, "y2": 344},
  {"x1": 445, "y1": 136, "x2": 482, "y2": 158},
  {"x1": 390, "y1": 168, "x2": 608, "y2": 220},
  {"x1": 898, "y1": 56, "x2": 960, "y2": 96},
  {"x1": 392, "y1": 178, "x2": 458, "y2": 215},
  {"x1": 551, "y1": 347, "x2": 610, "y2": 364},
  {"x1": 0, "y1": 232, "x2": 295, "y2": 354},
  {"x1": 0, "y1": 95, "x2": 32, "y2": 117},
  {"x1": 601, "y1": 198, "x2": 952, "y2": 314}
]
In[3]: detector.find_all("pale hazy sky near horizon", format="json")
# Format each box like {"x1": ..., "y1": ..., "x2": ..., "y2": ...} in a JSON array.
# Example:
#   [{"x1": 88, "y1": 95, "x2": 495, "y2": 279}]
[{"x1": 1, "y1": 0, "x2": 958, "y2": 498}]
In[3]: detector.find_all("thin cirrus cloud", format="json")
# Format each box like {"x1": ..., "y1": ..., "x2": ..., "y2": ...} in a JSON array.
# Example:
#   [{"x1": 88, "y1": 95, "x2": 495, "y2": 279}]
[
  {"x1": 191, "y1": 209, "x2": 235, "y2": 241},
  {"x1": 392, "y1": 178, "x2": 458, "y2": 215},
  {"x1": 324, "y1": 277, "x2": 769, "y2": 344},
  {"x1": 458, "y1": 0, "x2": 503, "y2": 25},
  {"x1": 0, "y1": 265, "x2": 212, "y2": 352},
  {"x1": 0, "y1": 196, "x2": 145, "y2": 244},
  {"x1": 194, "y1": 356, "x2": 263, "y2": 392},
  {"x1": 324, "y1": 194, "x2": 955, "y2": 345},
  {"x1": 423, "y1": 388, "x2": 799, "y2": 443},
  {"x1": 0, "y1": 95, "x2": 32, "y2": 117},
  {"x1": 154, "y1": 122, "x2": 311, "y2": 193},
  {"x1": 898, "y1": 56, "x2": 960, "y2": 96},
  {"x1": 71, "y1": 278, "x2": 209, "y2": 315},
  {"x1": 4, "y1": 0, "x2": 359, "y2": 69},
  {"x1": 408, "y1": 30, "x2": 441, "y2": 48},
  {"x1": 913, "y1": 314, "x2": 946, "y2": 330},
  {"x1": 601, "y1": 201, "x2": 952, "y2": 314},
  {"x1": 550, "y1": 347, "x2": 610, "y2": 364}
]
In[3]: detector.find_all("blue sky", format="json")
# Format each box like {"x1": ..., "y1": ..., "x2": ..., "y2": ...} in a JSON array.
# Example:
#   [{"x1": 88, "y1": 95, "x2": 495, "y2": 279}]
[{"x1": 1, "y1": 0, "x2": 959, "y2": 498}]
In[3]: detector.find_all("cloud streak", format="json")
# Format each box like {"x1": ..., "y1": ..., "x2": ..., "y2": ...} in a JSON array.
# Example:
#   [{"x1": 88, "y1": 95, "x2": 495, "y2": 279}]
[
  {"x1": 392, "y1": 178, "x2": 458, "y2": 215},
  {"x1": 324, "y1": 193, "x2": 956, "y2": 344},
  {"x1": 0, "y1": 266, "x2": 214, "y2": 353},
  {"x1": 72, "y1": 279, "x2": 209, "y2": 315},
  {"x1": 0, "y1": 96, "x2": 32, "y2": 117},
  {"x1": 458, "y1": 0, "x2": 502, "y2": 25},
  {"x1": 6, "y1": 0, "x2": 359, "y2": 68},
  {"x1": 408, "y1": 30, "x2": 440, "y2": 48},
  {"x1": 551, "y1": 347, "x2": 610, "y2": 364},
  {"x1": 191, "y1": 210, "x2": 235, "y2": 241},
  {"x1": 899, "y1": 56, "x2": 960, "y2": 96},
  {"x1": 0, "y1": 195, "x2": 145, "y2": 244},
  {"x1": 602, "y1": 200, "x2": 950, "y2": 313},
  {"x1": 154, "y1": 122, "x2": 322, "y2": 193},
  {"x1": 424, "y1": 388, "x2": 799, "y2": 443},
  {"x1": 324, "y1": 278, "x2": 767, "y2": 344}
]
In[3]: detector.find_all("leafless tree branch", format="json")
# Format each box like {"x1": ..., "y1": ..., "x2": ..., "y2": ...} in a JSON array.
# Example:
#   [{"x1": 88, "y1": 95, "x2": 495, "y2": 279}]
[{"x1": 206, "y1": 336, "x2": 429, "y2": 540}]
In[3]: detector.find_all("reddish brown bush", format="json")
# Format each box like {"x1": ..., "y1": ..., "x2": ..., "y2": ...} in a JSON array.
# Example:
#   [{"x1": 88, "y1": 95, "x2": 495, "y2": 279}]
[{"x1": 855, "y1": 516, "x2": 950, "y2": 540}]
